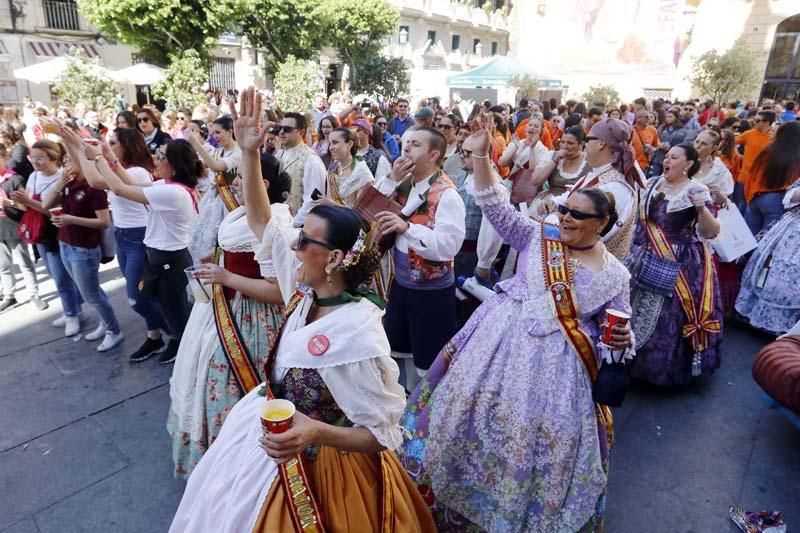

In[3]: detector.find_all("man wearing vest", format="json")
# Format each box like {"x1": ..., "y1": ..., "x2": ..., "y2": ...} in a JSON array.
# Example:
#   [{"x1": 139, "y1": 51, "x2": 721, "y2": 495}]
[
  {"x1": 375, "y1": 127, "x2": 466, "y2": 392},
  {"x1": 274, "y1": 112, "x2": 327, "y2": 227}
]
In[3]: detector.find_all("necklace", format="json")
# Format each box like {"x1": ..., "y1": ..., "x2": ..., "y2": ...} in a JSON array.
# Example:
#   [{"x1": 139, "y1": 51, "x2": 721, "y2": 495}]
[
  {"x1": 568, "y1": 242, "x2": 596, "y2": 251},
  {"x1": 336, "y1": 158, "x2": 355, "y2": 177}
]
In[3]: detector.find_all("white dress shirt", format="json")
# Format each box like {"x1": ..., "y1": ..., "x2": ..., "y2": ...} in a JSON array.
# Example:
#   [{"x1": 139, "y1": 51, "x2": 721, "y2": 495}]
[{"x1": 376, "y1": 173, "x2": 466, "y2": 261}]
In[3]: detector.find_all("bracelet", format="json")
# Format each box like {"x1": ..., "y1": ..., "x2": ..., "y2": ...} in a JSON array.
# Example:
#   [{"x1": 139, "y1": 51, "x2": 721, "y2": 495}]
[{"x1": 471, "y1": 153, "x2": 490, "y2": 159}]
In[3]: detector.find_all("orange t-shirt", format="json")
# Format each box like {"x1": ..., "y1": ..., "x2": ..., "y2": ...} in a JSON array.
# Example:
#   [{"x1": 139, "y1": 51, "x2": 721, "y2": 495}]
[
  {"x1": 735, "y1": 129, "x2": 772, "y2": 185},
  {"x1": 720, "y1": 152, "x2": 742, "y2": 183},
  {"x1": 630, "y1": 125, "x2": 659, "y2": 169},
  {"x1": 514, "y1": 119, "x2": 554, "y2": 149}
]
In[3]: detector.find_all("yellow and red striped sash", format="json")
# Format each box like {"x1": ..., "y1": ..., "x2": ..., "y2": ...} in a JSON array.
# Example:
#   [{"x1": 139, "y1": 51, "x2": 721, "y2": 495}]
[
  {"x1": 541, "y1": 223, "x2": 613, "y2": 446},
  {"x1": 211, "y1": 281, "x2": 261, "y2": 394},
  {"x1": 215, "y1": 172, "x2": 239, "y2": 212},
  {"x1": 260, "y1": 291, "x2": 327, "y2": 532}
]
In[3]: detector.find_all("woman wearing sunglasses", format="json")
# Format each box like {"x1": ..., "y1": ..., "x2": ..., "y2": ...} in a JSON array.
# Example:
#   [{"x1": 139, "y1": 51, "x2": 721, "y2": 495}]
[
  {"x1": 627, "y1": 143, "x2": 722, "y2": 387},
  {"x1": 170, "y1": 87, "x2": 435, "y2": 532},
  {"x1": 400, "y1": 124, "x2": 633, "y2": 531},
  {"x1": 80, "y1": 138, "x2": 203, "y2": 365},
  {"x1": 136, "y1": 108, "x2": 171, "y2": 155}
]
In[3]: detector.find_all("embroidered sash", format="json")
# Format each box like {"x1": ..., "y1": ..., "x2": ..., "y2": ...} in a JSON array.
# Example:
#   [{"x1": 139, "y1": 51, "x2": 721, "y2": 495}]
[
  {"x1": 261, "y1": 291, "x2": 326, "y2": 533},
  {"x1": 541, "y1": 223, "x2": 613, "y2": 446},
  {"x1": 211, "y1": 281, "x2": 261, "y2": 394},
  {"x1": 640, "y1": 181, "x2": 720, "y2": 375},
  {"x1": 215, "y1": 172, "x2": 240, "y2": 212}
]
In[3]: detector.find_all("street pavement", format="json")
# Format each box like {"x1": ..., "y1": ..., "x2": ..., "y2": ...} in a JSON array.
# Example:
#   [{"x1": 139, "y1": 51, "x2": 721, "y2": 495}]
[{"x1": 0, "y1": 260, "x2": 798, "y2": 533}]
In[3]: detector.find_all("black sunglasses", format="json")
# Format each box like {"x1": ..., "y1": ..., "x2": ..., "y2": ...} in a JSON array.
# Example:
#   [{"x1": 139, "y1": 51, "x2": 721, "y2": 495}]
[
  {"x1": 278, "y1": 125, "x2": 297, "y2": 133},
  {"x1": 584, "y1": 135, "x2": 599, "y2": 142},
  {"x1": 557, "y1": 204, "x2": 604, "y2": 220},
  {"x1": 297, "y1": 229, "x2": 336, "y2": 251},
  {"x1": 138, "y1": 117, "x2": 150, "y2": 123},
  {"x1": 376, "y1": 121, "x2": 388, "y2": 127}
]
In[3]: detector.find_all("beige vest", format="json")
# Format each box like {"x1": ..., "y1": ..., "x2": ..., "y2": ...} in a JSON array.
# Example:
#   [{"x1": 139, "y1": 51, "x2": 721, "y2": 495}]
[{"x1": 279, "y1": 144, "x2": 315, "y2": 215}]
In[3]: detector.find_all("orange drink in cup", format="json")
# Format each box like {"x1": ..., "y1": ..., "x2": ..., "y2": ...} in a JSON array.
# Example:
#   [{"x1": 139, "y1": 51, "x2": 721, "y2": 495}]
[
  {"x1": 259, "y1": 399, "x2": 296, "y2": 434},
  {"x1": 602, "y1": 309, "x2": 630, "y2": 345}
]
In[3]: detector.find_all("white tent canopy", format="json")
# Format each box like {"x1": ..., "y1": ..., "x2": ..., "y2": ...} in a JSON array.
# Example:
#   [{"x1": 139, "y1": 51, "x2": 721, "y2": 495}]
[
  {"x1": 112, "y1": 63, "x2": 165, "y2": 85},
  {"x1": 13, "y1": 56, "x2": 115, "y2": 85}
]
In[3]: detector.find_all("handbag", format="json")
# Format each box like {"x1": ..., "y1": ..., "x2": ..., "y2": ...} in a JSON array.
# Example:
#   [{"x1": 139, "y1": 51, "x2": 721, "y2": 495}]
[
  {"x1": 592, "y1": 361, "x2": 630, "y2": 407},
  {"x1": 16, "y1": 172, "x2": 57, "y2": 245},
  {"x1": 634, "y1": 250, "x2": 681, "y2": 296}
]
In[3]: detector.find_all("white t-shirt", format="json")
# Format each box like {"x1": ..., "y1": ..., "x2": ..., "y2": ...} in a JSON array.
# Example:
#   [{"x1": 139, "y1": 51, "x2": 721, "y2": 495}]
[
  {"x1": 25, "y1": 169, "x2": 64, "y2": 197},
  {"x1": 109, "y1": 166, "x2": 152, "y2": 229},
  {"x1": 142, "y1": 181, "x2": 197, "y2": 251}
]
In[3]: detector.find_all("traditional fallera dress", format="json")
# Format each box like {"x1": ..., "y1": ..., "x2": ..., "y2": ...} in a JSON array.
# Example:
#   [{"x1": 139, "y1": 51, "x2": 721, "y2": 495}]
[
  {"x1": 169, "y1": 291, "x2": 435, "y2": 532},
  {"x1": 627, "y1": 178, "x2": 723, "y2": 386},
  {"x1": 325, "y1": 159, "x2": 374, "y2": 208},
  {"x1": 530, "y1": 152, "x2": 591, "y2": 220},
  {"x1": 400, "y1": 182, "x2": 634, "y2": 532},
  {"x1": 167, "y1": 206, "x2": 284, "y2": 478},
  {"x1": 736, "y1": 181, "x2": 800, "y2": 335}
]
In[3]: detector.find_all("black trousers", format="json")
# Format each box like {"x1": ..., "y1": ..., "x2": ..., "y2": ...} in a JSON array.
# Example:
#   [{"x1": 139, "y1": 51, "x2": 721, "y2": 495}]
[
  {"x1": 383, "y1": 281, "x2": 457, "y2": 371},
  {"x1": 143, "y1": 247, "x2": 193, "y2": 340}
]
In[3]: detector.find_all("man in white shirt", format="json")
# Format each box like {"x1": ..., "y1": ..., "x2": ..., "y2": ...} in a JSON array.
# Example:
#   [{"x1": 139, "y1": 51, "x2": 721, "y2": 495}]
[
  {"x1": 274, "y1": 112, "x2": 327, "y2": 227},
  {"x1": 308, "y1": 94, "x2": 331, "y2": 130},
  {"x1": 375, "y1": 127, "x2": 466, "y2": 391}
]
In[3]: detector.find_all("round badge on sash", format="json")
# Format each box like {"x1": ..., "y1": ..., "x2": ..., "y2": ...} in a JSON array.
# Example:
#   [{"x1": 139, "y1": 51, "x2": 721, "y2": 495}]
[{"x1": 308, "y1": 335, "x2": 330, "y2": 356}]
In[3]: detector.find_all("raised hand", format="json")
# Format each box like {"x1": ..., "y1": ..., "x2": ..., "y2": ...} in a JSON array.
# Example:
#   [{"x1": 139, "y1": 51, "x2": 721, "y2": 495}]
[
  {"x1": 58, "y1": 123, "x2": 82, "y2": 148},
  {"x1": 462, "y1": 128, "x2": 491, "y2": 158},
  {"x1": 230, "y1": 86, "x2": 269, "y2": 153},
  {"x1": 390, "y1": 155, "x2": 415, "y2": 182}
]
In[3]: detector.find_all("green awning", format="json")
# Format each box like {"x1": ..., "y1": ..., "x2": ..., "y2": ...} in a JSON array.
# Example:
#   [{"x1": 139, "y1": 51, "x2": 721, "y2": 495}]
[{"x1": 447, "y1": 56, "x2": 561, "y2": 89}]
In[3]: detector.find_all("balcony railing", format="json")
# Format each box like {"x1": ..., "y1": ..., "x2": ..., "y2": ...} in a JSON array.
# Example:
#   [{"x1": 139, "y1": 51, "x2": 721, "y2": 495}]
[{"x1": 43, "y1": 0, "x2": 81, "y2": 31}]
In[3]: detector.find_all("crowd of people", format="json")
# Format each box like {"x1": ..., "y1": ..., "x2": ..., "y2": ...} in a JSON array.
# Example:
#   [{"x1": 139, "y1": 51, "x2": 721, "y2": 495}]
[{"x1": 0, "y1": 82, "x2": 798, "y2": 531}]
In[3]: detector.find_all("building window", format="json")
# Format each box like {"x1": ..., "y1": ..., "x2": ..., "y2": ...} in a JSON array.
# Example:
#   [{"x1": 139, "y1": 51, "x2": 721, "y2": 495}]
[
  {"x1": 491, "y1": 42, "x2": 498, "y2": 55},
  {"x1": 762, "y1": 15, "x2": 800, "y2": 102},
  {"x1": 473, "y1": 39, "x2": 482, "y2": 55},
  {"x1": 452, "y1": 35, "x2": 461, "y2": 51},
  {"x1": 493, "y1": 0, "x2": 504, "y2": 9},
  {"x1": 427, "y1": 30, "x2": 437, "y2": 46},
  {"x1": 474, "y1": 0, "x2": 487, "y2": 8},
  {"x1": 43, "y1": 0, "x2": 81, "y2": 31},
  {"x1": 399, "y1": 26, "x2": 410, "y2": 45},
  {"x1": 209, "y1": 57, "x2": 236, "y2": 92}
]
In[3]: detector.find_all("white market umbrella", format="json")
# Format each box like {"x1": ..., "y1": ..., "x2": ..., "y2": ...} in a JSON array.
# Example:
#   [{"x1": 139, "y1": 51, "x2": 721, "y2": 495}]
[
  {"x1": 14, "y1": 56, "x2": 115, "y2": 85},
  {"x1": 112, "y1": 63, "x2": 165, "y2": 85}
]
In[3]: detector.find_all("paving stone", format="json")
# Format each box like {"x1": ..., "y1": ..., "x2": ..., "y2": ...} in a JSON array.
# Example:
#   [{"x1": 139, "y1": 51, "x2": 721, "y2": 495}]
[
  {"x1": 0, "y1": 518, "x2": 40, "y2": 533},
  {"x1": 0, "y1": 418, "x2": 129, "y2": 530}
]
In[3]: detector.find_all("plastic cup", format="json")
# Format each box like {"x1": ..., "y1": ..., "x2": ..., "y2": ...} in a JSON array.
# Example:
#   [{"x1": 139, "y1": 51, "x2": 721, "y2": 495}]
[
  {"x1": 184, "y1": 265, "x2": 211, "y2": 303},
  {"x1": 42, "y1": 120, "x2": 58, "y2": 134},
  {"x1": 49, "y1": 207, "x2": 63, "y2": 217},
  {"x1": 259, "y1": 399, "x2": 296, "y2": 434},
  {"x1": 602, "y1": 309, "x2": 630, "y2": 345}
]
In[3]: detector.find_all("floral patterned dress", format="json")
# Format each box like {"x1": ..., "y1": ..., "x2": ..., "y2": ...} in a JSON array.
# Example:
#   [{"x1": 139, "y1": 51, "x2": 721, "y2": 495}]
[
  {"x1": 736, "y1": 182, "x2": 800, "y2": 335},
  {"x1": 167, "y1": 208, "x2": 283, "y2": 478},
  {"x1": 400, "y1": 182, "x2": 633, "y2": 532}
]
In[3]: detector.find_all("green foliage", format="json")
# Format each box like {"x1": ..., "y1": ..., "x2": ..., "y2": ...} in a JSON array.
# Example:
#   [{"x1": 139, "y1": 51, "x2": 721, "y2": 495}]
[
  {"x1": 273, "y1": 55, "x2": 320, "y2": 112},
  {"x1": 351, "y1": 56, "x2": 409, "y2": 100},
  {"x1": 508, "y1": 75, "x2": 539, "y2": 101},
  {"x1": 689, "y1": 37, "x2": 761, "y2": 104},
  {"x1": 314, "y1": 0, "x2": 399, "y2": 84},
  {"x1": 582, "y1": 84, "x2": 621, "y2": 109},
  {"x1": 240, "y1": 0, "x2": 324, "y2": 75},
  {"x1": 78, "y1": 0, "x2": 245, "y2": 65},
  {"x1": 151, "y1": 50, "x2": 208, "y2": 110},
  {"x1": 51, "y1": 50, "x2": 116, "y2": 110}
]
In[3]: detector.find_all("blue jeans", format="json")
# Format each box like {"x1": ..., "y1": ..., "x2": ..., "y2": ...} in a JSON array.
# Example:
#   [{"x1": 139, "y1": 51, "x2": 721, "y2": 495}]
[
  {"x1": 59, "y1": 242, "x2": 120, "y2": 334},
  {"x1": 732, "y1": 182, "x2": 747, "y2": 215},
  {"x1": 36, "y1": 242, "x2": 82, "y2": 316},
  {"x1": 115, "y1": 227, "x2": 167, "y2": 332},
  {"x1": 745, "y1": 191, "x2": 785, "y2": 235}
]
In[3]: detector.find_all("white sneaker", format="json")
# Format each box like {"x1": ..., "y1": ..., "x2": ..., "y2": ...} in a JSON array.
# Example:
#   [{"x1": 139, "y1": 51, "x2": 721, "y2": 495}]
[
  {"x1": 64, "y1": 316, "x2": 81, "y2": 337},
  {"x1": 97, "y1": 331, "x2": 124, "y2": 352},
  {"x1": 53, "y1": 312, "x2": 88, "y2": 328},
  {"x1": 85, "y1": 324, "x2": 107, "y2": 341}
]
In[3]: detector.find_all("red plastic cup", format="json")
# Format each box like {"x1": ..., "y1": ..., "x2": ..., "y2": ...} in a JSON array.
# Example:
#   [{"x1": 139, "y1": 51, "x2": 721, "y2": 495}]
[
  {"x1": 259, "y1": 399, "x2": 295, "y2": 434},
  {"x1": 49, "y1": 207, "x2": 63, "y2": 217},
  {"x1": 602, "y1": 309, "x2": 630, "y2": 345}
]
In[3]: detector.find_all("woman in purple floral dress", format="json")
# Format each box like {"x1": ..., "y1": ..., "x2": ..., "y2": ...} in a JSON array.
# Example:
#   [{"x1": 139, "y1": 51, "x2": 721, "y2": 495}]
[
  {"x1": 627, "y1": 144, "x2": 722, "y2": 386},
  {"x1": 400, "y1": 127, "x2": 634, "y2": 532}
]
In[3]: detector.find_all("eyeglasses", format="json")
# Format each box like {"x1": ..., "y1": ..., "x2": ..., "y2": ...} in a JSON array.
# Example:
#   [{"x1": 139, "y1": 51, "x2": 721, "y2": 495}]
[
  {"x1": 138, "y1": 117, "x2": 150, "y2": 123},
  {"x1": 556, "y1": 204, "x2": 604, "y2": 220},
  {"x1": 438, "y1": 124, "x2": 454, "y2": 130},
  {"x1": 28, "y1": 156, "x2": 49, "y2": 163},
  {"x1": 584, "y1": 136, "x2": 599, "y2": 142},
  {"x1": 297, "y1": 229, "x2": 337, "y2": 251},
  {"x1": 376, "y1": 122, "x2": 388, "y2": 127},
  {"x1": 278, "y1": 125, "x2": 297, "y2": 133}
]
